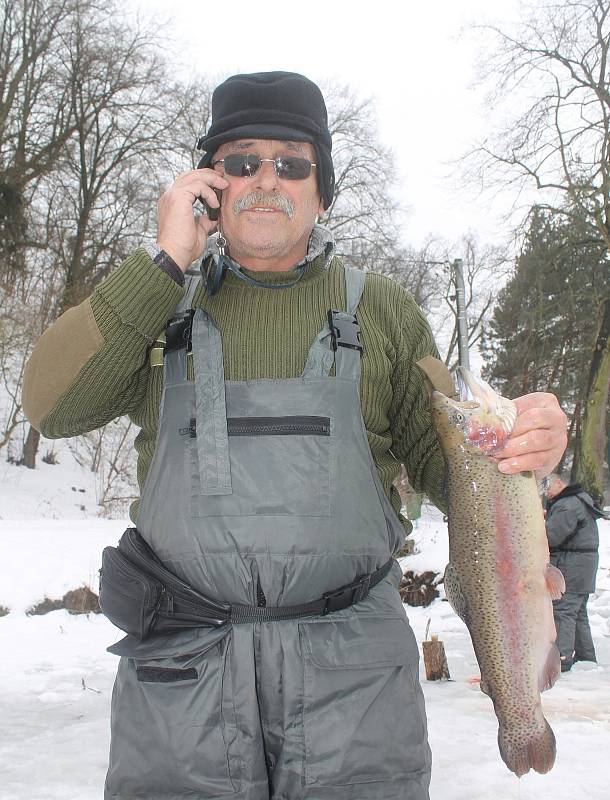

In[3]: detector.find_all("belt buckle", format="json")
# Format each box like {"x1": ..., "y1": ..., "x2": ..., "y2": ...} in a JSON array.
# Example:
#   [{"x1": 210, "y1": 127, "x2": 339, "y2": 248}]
[{"x1": 322, "y1": 573, "x2": 371, "y2": 615}]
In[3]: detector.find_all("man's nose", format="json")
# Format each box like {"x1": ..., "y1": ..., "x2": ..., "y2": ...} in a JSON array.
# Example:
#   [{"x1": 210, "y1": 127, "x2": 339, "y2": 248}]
[{"x1": 253, "y1": 160, "x2": 280, "y2": 191}]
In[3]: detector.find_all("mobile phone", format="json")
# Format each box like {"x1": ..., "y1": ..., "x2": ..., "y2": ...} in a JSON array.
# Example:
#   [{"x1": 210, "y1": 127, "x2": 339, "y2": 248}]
[{"x1": 201, "y1": 187, "x2": 222, "y2": 221}]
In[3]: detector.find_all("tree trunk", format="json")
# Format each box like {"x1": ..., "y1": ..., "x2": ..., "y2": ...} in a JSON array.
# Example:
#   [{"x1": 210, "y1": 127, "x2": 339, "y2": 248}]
[
  {"x1": 558, "y1": 399, "x2": 579, "y2": 477},
  {"x1": 574, "y1": 298, "x2": 610, "y2": 506},
  {"x1": 21, "y1": 425, "x2": 40, "y2": 469},
  {"x1": 570, "y1": 404, "x2": 583, "y2": 485}
]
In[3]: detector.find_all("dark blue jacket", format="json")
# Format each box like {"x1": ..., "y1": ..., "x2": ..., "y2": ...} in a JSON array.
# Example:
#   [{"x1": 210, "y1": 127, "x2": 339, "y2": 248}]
[{"x1": 546, "y1": 485, "x2": 607, "y2": 594}]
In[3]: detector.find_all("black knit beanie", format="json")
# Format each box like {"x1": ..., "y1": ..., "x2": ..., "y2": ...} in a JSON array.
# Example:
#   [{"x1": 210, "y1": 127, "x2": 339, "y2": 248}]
[{"x1": 197, "y1": 71, "x2": 335, "y2": 210}]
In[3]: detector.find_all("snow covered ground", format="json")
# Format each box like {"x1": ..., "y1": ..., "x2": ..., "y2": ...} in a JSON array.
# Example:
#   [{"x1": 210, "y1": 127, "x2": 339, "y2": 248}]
[{"x1": 0, "y1": 454, "x2": 609, "y2": 800}]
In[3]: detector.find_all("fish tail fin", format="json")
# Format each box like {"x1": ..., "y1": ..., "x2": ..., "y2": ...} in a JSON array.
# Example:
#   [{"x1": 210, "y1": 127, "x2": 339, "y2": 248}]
[{"x1": 498, "y1": 718, "x2": 556, "y2": 777}]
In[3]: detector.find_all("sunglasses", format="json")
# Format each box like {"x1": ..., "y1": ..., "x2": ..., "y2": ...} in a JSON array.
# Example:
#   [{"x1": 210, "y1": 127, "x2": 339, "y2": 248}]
[{"x1": 212, "y1": 153, "x2": 317, "y2": 180}]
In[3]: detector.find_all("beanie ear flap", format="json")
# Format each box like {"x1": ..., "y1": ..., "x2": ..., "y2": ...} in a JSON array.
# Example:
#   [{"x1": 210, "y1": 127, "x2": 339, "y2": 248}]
[
  {"x1": 196, "y1": 151, "x2": 212, "y2": 170},
  {"x1": 315, "y1": 143, "x2": 335, "y2": 210}
]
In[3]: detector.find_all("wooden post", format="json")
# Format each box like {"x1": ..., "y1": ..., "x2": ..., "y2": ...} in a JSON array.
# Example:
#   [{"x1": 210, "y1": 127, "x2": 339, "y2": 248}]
[{"x1": 422, "y1": 634, "x2": 451, "y2": 681}]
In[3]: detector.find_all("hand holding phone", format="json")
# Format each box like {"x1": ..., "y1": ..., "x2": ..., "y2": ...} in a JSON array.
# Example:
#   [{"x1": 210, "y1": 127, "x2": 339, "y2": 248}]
[
  {"x1": 157, "y1": 170, "x2": 227, "y2": 271},
  {"x1": 201, "y1": 187, "x2": 222, "y2": 221}
]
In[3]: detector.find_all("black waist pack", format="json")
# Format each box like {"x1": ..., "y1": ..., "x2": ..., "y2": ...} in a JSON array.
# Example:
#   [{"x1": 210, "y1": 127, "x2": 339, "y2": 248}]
[{"x1": 99, "y1": 527, "x2": 230, "y2": 639}]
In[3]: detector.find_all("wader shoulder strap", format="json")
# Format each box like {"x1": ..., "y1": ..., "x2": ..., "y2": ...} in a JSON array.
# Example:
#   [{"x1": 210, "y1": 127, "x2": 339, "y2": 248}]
[
  {"x1": 191, "y1": 309, "x2": 232, "y2": 495},
  {"x1": 177, "y1": 270, "x2": 201, "y2": 314},
  {"x1": 153, "y1": 271, "x2": 202, "y2": 383},
  {"x1": 162, "y1": 271, "x2": 203, "y2": 356},
  {"x1": 333, "y1": 267, "x2": 365, "y2": 379},
  {"x1": 302, "y1": 265, "x2": 365, "y2": 379}
]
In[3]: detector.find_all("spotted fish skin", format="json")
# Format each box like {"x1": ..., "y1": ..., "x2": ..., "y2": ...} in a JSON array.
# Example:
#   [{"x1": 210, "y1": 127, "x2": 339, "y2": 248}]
[{"x1": 431, "y1": 368, "x2": 565, "y2": 778}]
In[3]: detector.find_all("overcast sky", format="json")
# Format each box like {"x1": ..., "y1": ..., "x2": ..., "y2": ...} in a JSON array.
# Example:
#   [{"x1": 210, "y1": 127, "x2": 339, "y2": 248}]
[{"x1": 128, "y1": 0, "x2": 525, "y2": 253}]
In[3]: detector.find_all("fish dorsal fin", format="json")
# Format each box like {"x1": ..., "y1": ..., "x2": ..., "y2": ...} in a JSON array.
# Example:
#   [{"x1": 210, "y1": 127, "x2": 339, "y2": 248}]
[
  {"x1": 416, "y1": 356, "x2": 457, "y2": 399},
  {"x1": 545, "y1": 563, "x2": 565, "y2": 601}
]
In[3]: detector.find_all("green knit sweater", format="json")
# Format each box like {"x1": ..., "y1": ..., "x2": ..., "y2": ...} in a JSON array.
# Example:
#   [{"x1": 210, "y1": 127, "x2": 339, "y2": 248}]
[{"x1": 32, "y1": 247, "x2": 446, "y2": 525}]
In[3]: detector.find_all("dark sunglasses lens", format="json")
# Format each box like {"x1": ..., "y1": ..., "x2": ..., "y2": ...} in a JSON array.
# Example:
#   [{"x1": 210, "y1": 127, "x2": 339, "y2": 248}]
[
  {"x1": 221, "y1": 154, "x2": 312, "y2": 179},
  {"x1": 223, "y1": 154, "x2": 261, "y2": 177},
  {"x1": 276, "y1": 156, "x2": 312, "y2": 179}
]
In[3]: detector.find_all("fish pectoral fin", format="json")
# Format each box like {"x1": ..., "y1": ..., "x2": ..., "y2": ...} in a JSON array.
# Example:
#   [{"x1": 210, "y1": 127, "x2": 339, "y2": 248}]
[
  {"x1": 545, "y1": 563, "x2": 566, "y2": 600},
  {"x1": 539, "y1": 642, "x2": 561, "y2": 692},
  {"x1": 480, "y1": 675, "x2": 492, "y2": 697},
  {"x1": 443, "y1": 562, "x2": 470, "y2": 625}
]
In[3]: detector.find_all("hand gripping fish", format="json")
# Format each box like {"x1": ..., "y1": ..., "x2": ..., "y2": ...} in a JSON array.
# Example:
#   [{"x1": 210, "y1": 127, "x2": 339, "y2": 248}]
[{"x1": 430, "y1": 367, "x2": 565, "y2": 777}]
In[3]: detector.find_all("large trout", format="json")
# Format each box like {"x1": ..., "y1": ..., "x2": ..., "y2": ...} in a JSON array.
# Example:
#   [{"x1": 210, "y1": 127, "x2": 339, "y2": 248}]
[{"x1": 430, "y1": 367, "x2": 565, "y2": 777}]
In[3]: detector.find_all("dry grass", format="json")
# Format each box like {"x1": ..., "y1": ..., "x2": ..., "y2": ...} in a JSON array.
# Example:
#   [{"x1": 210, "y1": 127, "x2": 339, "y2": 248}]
[
  {"x1": 399, "y1": 570, "x2": 440, "y2": 607},
  {"x1": 26, "y1": 585, "x2": 101, "y2": 616}
]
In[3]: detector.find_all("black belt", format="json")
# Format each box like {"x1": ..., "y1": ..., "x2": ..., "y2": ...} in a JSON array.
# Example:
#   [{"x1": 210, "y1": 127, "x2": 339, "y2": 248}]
[
  {"x1": 99, "y1": 527, "x2": 395, "y2": 640},
  {"x1": 229, "y1": 559, "x2": 394, "y2": 624}
]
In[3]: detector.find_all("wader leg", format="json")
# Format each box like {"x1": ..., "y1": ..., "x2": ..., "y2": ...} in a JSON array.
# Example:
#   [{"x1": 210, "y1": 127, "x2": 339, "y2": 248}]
[
  {"x1": 256, "y1": 615, "x2": 431, "y2": 800},
  {"x1": 104, "y1": 626, "x2": 270, "y2": 800}
]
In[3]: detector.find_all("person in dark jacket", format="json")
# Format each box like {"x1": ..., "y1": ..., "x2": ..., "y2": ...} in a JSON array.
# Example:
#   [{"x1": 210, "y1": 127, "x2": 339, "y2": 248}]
[{"x1": 545, "y1": 473, "x2": 608, "y2": 671}]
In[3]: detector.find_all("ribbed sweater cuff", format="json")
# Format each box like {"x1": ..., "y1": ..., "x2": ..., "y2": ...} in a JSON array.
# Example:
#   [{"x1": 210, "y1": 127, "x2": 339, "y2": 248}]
[{"x1": 93, "y1": 249, "x2": 185, "y2": 340}]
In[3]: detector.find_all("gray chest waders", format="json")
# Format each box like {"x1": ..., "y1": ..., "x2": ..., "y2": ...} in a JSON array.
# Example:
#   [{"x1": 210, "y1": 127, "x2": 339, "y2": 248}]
[{"x1": 104, "y1": 267, "x2": 431, "y2": 800}]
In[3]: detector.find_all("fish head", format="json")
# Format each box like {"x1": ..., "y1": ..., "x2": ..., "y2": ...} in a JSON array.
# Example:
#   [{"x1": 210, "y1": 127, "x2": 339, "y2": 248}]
[{"x1": 431, "y1": 367, "x2": 517, "y2": 457}]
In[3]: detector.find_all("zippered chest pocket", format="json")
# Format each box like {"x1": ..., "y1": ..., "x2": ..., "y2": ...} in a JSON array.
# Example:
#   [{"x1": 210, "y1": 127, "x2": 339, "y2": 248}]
[
  {"x1": 189, "y1": 415, "x2": 332, "y2": 518},
  {"x1": 227, "y1": 415, "x2": 330, "y2": 437}
]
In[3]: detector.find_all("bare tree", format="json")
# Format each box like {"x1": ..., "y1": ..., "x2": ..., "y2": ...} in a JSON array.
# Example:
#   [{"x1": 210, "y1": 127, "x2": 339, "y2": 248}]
[
  {"x1": 370, "y1": 236, "x2": 444, "y2": 313},
  {"x1": 0, "y1": 0, "x2": 81, "y2": 281},
  {"x1": 0, "y1": 250, "x2": 63, "y2": 460},
  {"x1": 469, "y1": 0, "x2": 610, "y2": 244},
  {"x1": 391, "y1": 234, "x2": 510, "y2": 369},
  {"x1": 321, "y1": 81, "x2": 402, "y2": 272},
  {"x1": 67, "y1": 417, "x2": 138, "y2": 516},
  {"x1": 441, "y1": 237, "x2": 510, "y2": 370},
  {"x1": 44, "y1": 2, "x2": 179, "y2": 313},
  {"x1": 468, "y1": 0, "x2": 610, "y2": 495},
  {"x1": 1, "y1": 0, "x2": 181, "y2": 468},
  {"x1": 162, "y1": 76, "x2": 216, "y2": 174}
]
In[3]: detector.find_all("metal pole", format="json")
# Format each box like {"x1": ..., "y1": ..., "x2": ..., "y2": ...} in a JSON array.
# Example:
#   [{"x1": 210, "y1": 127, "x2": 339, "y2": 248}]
[{"x1": 453, "y1": 258, "x2": 470, "y2": 370}]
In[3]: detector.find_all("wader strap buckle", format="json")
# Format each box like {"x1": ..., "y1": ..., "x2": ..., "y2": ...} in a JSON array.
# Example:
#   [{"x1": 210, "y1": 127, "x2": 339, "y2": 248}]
[
  {"x1": 164, "y1": 310, "x2": 195, "y2": 354},
  {"x1": 327, "y1": 309, "x2": 363, "y2": 354}
]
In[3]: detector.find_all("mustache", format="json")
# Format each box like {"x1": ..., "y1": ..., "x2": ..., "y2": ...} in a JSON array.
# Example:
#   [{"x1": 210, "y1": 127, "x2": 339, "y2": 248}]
[{"x1": 233, "y1": 192, "x2": 294, "y2": 218}]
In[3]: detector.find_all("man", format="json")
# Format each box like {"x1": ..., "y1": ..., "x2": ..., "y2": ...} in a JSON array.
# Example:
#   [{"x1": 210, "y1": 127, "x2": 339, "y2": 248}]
[
  {"x1": 545, "y1": 473, "x2": 607, "y2": 672},
  {"x1": 22, "y1": 71, "x2": 568, "y2": 800}
]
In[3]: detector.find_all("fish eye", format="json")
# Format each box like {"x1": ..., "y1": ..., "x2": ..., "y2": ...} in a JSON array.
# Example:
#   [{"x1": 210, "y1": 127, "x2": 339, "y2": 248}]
[{"x1": 452, "y1": 411, "x2": 466, "y2": 424}]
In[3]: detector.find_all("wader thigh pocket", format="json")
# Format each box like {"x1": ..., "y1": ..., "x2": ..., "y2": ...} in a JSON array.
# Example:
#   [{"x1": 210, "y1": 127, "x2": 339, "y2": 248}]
[
  {"x1": 299, "y1": 616, "x2": 429, "y2": 787},
  {"x1": 106, "y1": 634, "x2": 240, "y2": 797}
]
